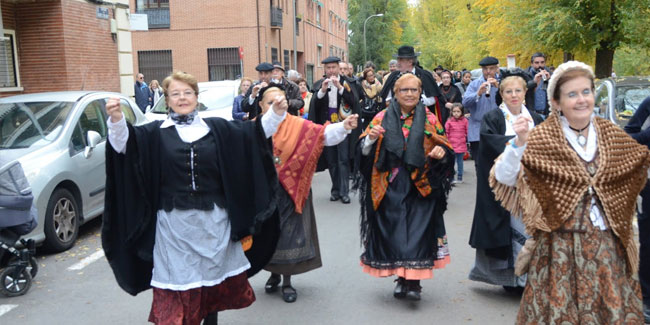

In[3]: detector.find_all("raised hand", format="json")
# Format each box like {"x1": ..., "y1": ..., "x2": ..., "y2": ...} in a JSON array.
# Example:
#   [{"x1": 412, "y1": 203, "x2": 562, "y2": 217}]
[
  {"x1": 427, "y1": 145, "x2": 446, "y2": 160},
  {"x1": 513, "y1": 116, "x2": 533, "y2": 146},
  {"x1": 343, "y1": 114, "x2": 358, "y2": 130},
  {"x1": 271, "y1": 95, "x2": 288, "y2": 116},
  {"x1": 368, "y1": 125, "x2": 385, "y2": 141},
  {"x1": 106, "y1": 97, "x2": 123, "y2": 123},
  {"x1": 321, "y1": 78, "x2": 331, "y2": 92}
]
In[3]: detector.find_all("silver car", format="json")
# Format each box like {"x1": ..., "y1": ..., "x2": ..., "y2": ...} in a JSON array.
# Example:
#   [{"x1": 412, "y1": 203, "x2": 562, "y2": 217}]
[
  {"x1": 0, "y1": 92, "x2": 149, "y2": 252},
  {"x1": 594, "y1": 76, "x2": 650, "y2": 128}
]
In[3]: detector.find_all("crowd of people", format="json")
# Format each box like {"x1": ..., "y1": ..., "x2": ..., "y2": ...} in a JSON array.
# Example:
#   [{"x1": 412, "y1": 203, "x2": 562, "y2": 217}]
[{"x1": 103, "y1": 45, "x2": 650, "y2": 325}]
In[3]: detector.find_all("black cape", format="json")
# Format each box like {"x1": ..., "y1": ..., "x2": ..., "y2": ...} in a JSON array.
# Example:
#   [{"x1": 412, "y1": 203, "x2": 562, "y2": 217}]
[
  {"x1": 102, "y1": 118, "x2": 280, "y2": 296},
  {"x1": 468, "y1": 108, "x2": 543, "y2": 259},
  {"x1": 380, "y1": 67, "x2": 447, "y2": 123}
]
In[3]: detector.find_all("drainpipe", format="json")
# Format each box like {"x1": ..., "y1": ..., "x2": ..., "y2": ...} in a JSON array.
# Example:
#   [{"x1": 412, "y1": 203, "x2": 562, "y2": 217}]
[
  {"x1": 292, "y1": 0, "x2": 297, "y2": 70},
  {"x1": 256, "y1": 0, "x2": 261, "y2": 63}
]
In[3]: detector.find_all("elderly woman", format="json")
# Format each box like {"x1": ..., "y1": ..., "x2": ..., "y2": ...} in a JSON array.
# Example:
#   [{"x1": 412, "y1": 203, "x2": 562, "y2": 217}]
[
  {"x1": 258, "y1": 85, "x2": 358, "y2": 303},
  {"x1": 491, "y1": 61, "x2": 649, "y2": 323},
  {"x1": 468, "y1": 69, "x2": 544, "y2": 292},
  {"x1": 232, "y1": 77, "x2": 253, "y2": 120},
  {"x1": 296, "y1": 78, "x2": 311, "y2": 117},
  {"x1": 361, "y1": 68, "x2": 383, "y2": 129},
  {"x1": 148, "y1": 79, "x2": 163, "y2": 108},
  {"x1": 356, "y1": 73, "x2": 454, "y2": 301},
  {"x1": 102, "y1": 71, "x2": 285, "y2": 325}
]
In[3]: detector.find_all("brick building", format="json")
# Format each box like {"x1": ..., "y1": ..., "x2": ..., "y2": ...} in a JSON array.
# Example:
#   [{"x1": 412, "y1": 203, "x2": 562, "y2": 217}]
[
  {"x1": 0, "y1": 0, "x2": 134, "y2": 98},
  {"x1": 130, "y1": 0, "x2": 348, "y2": 87}
]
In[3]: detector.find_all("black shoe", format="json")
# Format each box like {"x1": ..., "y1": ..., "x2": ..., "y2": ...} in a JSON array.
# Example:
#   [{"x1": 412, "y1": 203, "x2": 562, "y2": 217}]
[
  {"x1": 330, "y1": 194, "x2": 340, "y2": 201},
  {"x1": 405, "y1": 280, "x2": 421, "y2": 301},
  {"x1": 341, "y1": 196, "x2": 350, "y2": 204},
  {"x1": 393, "y1": 277, "x2": 407, "y2": 299},
  {"x1": 281, "y1": 285, "x2": 297, "y2": 303},
  {"x1": 264, "y1": 275, "x2": 281, "y2": 293},
  {"x1": 503, "y1": 285, "x2": 524, "y2": 295}
]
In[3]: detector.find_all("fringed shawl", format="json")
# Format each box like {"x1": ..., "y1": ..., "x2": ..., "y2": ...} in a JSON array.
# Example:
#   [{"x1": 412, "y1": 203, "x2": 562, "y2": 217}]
[
  {"x1": 272, "y1": 115, "x2": 326, "y2": 213},
  {"x1": 489, "y1": 113, "x2": 650, "y2": 273}
]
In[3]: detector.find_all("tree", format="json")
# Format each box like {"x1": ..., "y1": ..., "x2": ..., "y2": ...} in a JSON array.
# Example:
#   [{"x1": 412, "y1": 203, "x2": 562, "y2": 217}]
[{"x1": 348, "y1": 0, "x2": 412, "y2": 70}]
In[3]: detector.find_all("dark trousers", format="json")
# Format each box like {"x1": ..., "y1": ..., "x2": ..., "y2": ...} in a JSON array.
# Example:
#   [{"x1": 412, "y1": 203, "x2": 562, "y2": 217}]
[
  {"x1": 325, "y1": 136, "x2": 350, "y2": 198},
  {"x1": 639, "y1": 184, "x2": 650, "y2": 306},
  {"x1": 469, "y1": 141, "x2": 480, "y2": 169}
]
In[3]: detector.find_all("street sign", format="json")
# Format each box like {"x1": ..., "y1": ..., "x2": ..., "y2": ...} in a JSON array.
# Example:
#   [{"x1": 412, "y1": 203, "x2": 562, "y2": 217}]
[
  {"x1": 239, "y1": 47, "x2": 244, "y2": 60},
  {"x1": 96, "y1": 7, "x2": 109, "y2": 20},
  {"x1": 130, "y1": 14, "x2": 149, "y2": 31}
]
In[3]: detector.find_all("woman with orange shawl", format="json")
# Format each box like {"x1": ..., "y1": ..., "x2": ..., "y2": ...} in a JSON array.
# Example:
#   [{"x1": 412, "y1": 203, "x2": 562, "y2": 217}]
[
  {"x1": 356, "y1": 74, "x2": 454, "y2": 301},
  {"x1": 257, "y1": 85, "x2": 358, "y2": 303}
]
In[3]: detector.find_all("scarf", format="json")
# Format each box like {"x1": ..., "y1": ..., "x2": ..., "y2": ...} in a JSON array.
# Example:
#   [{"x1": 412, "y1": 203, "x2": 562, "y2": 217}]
[
  {"x1": 375, "y1": 100, "x2": 426, "y2": 172},
  {"x1": 490, "y1": 113, "x2": 650, "y2": 273},
  {"x1": 169, "y1": 109, "x2": 198, "y2": 125}
]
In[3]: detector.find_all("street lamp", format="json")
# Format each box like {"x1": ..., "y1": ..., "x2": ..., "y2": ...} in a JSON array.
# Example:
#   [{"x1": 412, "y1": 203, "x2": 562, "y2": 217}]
[{"x1": 363, "y1": 13, "x2": 383, "y2": 62}]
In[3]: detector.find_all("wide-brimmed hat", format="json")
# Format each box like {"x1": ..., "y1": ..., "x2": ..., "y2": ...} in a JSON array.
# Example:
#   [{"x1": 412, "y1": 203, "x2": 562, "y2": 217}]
[{"x1": 393, "y1": 45, "x2": 421, "y2": 58}]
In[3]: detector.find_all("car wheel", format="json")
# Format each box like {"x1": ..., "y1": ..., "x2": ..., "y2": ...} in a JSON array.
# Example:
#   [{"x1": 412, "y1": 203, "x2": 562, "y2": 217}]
[
  {"x1": 43, "y1": 188, "x2": 79, "y2": 252},
  {"x1": 0, "y1": 266, "x2": 32, "y2": 297}
]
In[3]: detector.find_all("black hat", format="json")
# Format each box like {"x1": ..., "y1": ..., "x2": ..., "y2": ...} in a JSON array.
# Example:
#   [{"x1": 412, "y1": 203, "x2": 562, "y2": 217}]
[
  {"x1": 393, "y1": 45, "x2": 420, "y2": 58},
  {"x1": 495, "y1": 68, "x2": 531, "y2": 106},
  {"x1": 321, "y1": 56, "x2": 341, "y2": 64},
  {"x1": 434, "y1": 65, "x2": 444, "y2": 71},
  {"x1": 479, "y1": 56, "x2": 499, "y2": 66},
  {"x1": 272, "y1": 61, "x2": 284, "y2": 71},
  {"x1": 255, "y1": 62, "x2": 274, "y2": 72}
]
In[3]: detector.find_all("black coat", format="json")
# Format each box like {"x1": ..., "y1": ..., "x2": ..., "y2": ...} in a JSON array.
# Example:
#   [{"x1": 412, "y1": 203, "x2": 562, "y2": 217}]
[
  {"x1": 102, "y1": 118, "x2": 280, "y2": 296},
  {"x1": 241, "y1": 78, "x2": 304, "y2": 118},
  {"x1": 525, "y1": 66, "x2": 551, "y2": 115},
  {"x1": 307, "y1": 75, "x2": 361, "y2": 172},
  {"x1": 468, "y1": 108, "x2": 543, "y2": 259}
]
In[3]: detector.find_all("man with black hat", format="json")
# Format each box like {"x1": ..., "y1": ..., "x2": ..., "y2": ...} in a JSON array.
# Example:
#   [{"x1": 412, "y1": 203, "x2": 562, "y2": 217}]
[
  {"x1": 380, "y1": 45, "x2": 446, "y2": 126},
  {"x1": 308, "y1": 56, "x2": 358, "y2": 204},
  {"x1": 269, "y1": 62, "x2": 304, "y2": 116},
  {"x1": 242, "y1": 62, "x2": 274, "y2": 117},
  {"x1": 434, "y1": 65, "x2": 444, "y2": 76},
  {"x1": 462, "y1": 56, "x2": 501, "y2": 168}
]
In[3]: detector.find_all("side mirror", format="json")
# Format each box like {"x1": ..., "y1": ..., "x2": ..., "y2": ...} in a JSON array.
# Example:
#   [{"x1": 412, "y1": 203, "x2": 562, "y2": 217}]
[{"x1": 84, "y1": 130, "x2": 101, "y2": 158}]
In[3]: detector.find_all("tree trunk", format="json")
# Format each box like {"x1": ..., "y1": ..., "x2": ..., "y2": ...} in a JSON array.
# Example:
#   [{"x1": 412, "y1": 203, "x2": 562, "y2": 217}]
[
  {"x1": 595, "y1": 42, "x2": 615, "y2": 79},
  {"x1": 563, "y1": 52, "x2": 574, "y2": 62}
]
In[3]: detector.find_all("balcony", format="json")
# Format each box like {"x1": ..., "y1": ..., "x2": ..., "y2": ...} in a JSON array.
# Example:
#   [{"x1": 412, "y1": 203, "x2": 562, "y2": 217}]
[
  {"x1": 136, "y1": 8, "x2": 170, "y2": 29},
  {"x1": 271, "y1": 6, "x2": 282, "y2": 29}
]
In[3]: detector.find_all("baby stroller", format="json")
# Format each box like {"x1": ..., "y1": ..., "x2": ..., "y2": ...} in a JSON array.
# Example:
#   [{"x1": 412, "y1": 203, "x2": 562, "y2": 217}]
[{"x1": 0, "y1": 160, "x2": 38, "y2": 297}]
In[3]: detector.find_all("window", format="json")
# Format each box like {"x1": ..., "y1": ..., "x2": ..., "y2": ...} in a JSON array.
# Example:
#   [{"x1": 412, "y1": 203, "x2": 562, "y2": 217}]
[
  {"x1": 271, "y1": 48, "x2": 279, "y2": 64},
  {"x1": 120, "y1": 99, "x2": 137, "y2": 124},
  {"x1": 207, "y1": 48, "x2": 241, "y2": 81},
  {"x1": 0, "y1": 30, "x2": 20, "y2": 88},
  {"x1": 137, "y1": 50, "x2": 173, "y2": 85},
  {"x1": 594, "y1": 84, "x2": 610, "y2": 118},
  {"x1": 317, "y1": 45, "x2": 322, "y2": 66},
  {"x1": 72, "y1": 100, "x2": 108, "y2": 152},
  {"x1": 135, "y1": 0, "x2": 170, "y2": 28},
  {"x1": 306, "y1": 64, "x2": 314, "y2": 89},
  {"x1": 316, "y1": 5, "x2": 321, "y2": 27},
  {"x1": 284, "y1": 50, "x2": 290, "y2": 71}
]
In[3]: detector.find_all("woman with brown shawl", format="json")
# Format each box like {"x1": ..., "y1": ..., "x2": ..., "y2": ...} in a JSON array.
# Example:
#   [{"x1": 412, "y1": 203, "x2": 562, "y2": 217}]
[
  {"x1": 258, "y1": 86, "x2": 358, "y2": 303},
  {"x1": 356, "y1": 74, "x2": 454, "y2": 301},
  {"x1": 490, "y1": 61, "x2": 650, "y2": 323}
]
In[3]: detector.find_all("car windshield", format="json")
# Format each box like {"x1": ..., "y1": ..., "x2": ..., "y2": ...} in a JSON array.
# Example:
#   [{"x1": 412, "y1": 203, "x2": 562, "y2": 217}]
[
  {"x1": 150, "y1": 86, "x2": 235, "y2": 114},
  {"x1": 0, "y1": 101, "x2": 74, "y2": 149},
  {"x1": 615, "y1": 85, "x2": 650, "y2": 127}
]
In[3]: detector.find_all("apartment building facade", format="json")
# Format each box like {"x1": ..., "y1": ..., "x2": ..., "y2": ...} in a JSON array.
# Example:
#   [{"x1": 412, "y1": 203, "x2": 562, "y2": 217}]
[
  {"x1": 0, "y1": 0, "x2": 134, "y2": 97},
  {"x1": 131, "y1": 0, "x2": 348, "y2": 87}
]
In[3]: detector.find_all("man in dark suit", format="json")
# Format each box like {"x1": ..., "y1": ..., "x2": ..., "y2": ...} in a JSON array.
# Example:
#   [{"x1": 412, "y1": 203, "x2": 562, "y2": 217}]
[
  {"x1": 380, "y1": 46, "x2": 446, "y2": 126},
  {"x1": 241, "y1": 62, "x2": 274, "y2": 118},
  {"x1": 308, "y1": 56, "x2": 358, "y2": 204}
]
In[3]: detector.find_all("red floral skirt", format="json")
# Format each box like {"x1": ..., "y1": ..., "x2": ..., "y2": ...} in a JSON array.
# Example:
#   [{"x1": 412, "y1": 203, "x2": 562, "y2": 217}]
[{"x1": 148, "y1": 272, "x2": 255, "y2": 325}]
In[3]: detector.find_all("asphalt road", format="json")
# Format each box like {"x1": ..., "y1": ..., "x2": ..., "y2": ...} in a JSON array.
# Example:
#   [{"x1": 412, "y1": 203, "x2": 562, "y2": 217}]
[{"x1": 0, "y1": 160, "x2": 522, "y2": 324}]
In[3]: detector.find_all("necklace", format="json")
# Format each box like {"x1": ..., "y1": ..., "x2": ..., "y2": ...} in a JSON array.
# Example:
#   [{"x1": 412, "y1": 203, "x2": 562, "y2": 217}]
[{"x1": 568, "y1": 123, "x2": 589, "y2": 146}]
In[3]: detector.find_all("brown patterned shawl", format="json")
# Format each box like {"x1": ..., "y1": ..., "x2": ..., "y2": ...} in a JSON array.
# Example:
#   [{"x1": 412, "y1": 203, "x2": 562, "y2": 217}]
[
  {"x1": 272, "y1": 114, "x2": 326, "y2": 213},
  {"x1": 490, "y1": 113, "x2": 650, "y2": 273}
]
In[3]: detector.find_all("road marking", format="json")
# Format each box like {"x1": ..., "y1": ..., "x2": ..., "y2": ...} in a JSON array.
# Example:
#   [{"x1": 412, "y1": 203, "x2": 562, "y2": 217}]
[
  {"x1": 0, "y1": 304, "x2": 18, "y2": 317},
  {"x1": 67, "y1": 250, "x2": 105, "y2": 271}
]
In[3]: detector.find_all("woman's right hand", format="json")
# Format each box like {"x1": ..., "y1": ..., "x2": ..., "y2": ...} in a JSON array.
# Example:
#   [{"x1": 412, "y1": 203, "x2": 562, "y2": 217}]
[
  {"x1": 513, "y1": 116, "x2": 532, "y2": 146},
  {"x1": 368, "y1": 125, "x2": 385, "y2": 141},
  {"x1": 106, "y1": 97, "x2": 124, "y2": 123}
]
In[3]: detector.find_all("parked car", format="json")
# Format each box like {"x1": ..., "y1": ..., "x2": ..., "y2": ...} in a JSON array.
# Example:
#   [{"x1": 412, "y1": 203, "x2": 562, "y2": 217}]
[
  {"x1": 0, "y1": 91, "x2": 149, "y2": 252},
  {"x1": 594, "y1": 76, "x2": 650, "y2": 128},
  {"x1": 146, "y1": 80, "x2": 241, "y2": 121}
]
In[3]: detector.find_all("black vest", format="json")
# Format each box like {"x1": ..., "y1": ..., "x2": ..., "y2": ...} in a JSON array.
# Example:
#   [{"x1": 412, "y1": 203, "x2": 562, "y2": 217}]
[{"x1": 158, "y1": 127, "x2": 226, "y2": 211}]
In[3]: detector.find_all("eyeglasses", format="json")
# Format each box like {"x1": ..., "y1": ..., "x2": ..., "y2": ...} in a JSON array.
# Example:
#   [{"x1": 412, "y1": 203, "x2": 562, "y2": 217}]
[
  {"x1": 169, "y1": 90, "x2": 195, "y2": 99},
  {"x1": 398, "y1": 88, "x2": 420, "y2": 94},
  {"x1": 503, "y1": 88, "x2": 524, "y2": 95}
]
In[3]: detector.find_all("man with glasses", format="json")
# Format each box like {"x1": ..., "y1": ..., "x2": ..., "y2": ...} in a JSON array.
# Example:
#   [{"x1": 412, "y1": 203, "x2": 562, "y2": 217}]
[
  {"x1": 134, "y1": 73, "x2": 149, "y2": 113},
  {"x1": 525, "y1": 52, "x2": 551, "y2": 118},
  {"x1": 462, "y1": 56, "x2": 501, "y2": 167}
]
